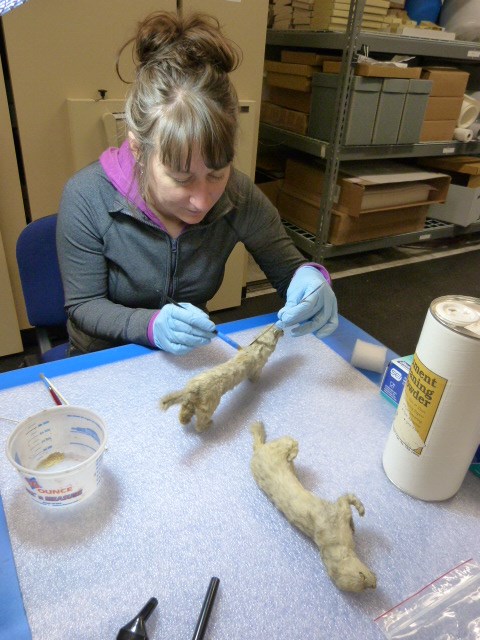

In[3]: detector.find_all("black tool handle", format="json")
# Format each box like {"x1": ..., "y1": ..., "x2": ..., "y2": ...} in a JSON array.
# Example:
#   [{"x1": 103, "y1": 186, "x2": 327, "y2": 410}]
[
  {"x1": 139, "y1": 598, "x2": 158, "y2": 622},
  {"x1": 191, "y1": 577, "x2": 220, "y2": 640},
  {"x1": 116, "y1": 597, "x2": 158, "y2": 640}
]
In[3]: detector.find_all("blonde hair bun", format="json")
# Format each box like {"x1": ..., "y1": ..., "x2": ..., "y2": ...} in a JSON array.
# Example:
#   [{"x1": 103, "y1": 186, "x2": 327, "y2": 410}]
[
  {"x1": 120, "y1": 10, "x2": 240, "y2": 187},
  {"x1": 133, "y1": 11, "x2": 241, "y2": 74}
]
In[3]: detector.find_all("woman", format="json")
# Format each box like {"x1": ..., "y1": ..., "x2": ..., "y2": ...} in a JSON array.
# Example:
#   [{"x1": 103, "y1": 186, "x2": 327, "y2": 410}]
[{"x1": 56, "y1": 11, "x2": 338, "y2": 355}]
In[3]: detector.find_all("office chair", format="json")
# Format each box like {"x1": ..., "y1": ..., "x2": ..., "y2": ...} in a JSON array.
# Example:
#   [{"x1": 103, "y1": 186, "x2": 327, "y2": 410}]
[{"x1": 16, "y1": 214, "x2": 70, "y2": 363}]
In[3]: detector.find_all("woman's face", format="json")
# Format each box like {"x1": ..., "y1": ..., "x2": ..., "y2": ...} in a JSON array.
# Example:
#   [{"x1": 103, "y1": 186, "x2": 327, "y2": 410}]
[{"x1": 145, "y1": 145, "x2": 231, "y2": 226}]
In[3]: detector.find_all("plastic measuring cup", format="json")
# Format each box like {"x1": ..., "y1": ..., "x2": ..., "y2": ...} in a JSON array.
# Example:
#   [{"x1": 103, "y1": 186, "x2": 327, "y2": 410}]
[{"x1": 6, "y1": 405, "x2": 108, "y2": 507}]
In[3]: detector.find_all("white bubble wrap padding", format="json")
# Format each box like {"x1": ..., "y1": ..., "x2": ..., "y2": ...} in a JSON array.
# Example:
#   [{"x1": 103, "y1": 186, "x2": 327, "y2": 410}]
[{"x1": 0, "y1": 324, "x2": 479, "y2": 640}]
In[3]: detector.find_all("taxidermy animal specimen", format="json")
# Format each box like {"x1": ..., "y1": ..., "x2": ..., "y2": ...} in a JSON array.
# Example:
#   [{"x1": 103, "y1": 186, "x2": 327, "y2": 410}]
[
  {"x1": 161, "y1": 325, "x2": 283, "y2": 432},
  {"x1": 250, "y1": 421, "x2": 377, "y2": 592}
]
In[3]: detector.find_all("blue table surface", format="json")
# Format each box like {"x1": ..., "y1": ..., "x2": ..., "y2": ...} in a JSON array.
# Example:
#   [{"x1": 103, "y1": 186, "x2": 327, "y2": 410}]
[{"x1": 0, "y1": 314, "x2": 397, "y2": 640}]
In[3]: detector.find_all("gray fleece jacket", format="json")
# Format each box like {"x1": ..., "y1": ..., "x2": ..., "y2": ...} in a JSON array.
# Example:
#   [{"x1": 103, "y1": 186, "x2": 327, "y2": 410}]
[{"x1": 56, "y1": 162, "x2": 307, "y2": 353}]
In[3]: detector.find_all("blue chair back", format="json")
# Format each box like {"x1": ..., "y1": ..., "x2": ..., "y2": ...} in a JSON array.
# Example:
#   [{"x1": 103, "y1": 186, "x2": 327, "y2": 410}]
[{"x1": 16, "y1": 214, "x2": 69, "y2": 362}]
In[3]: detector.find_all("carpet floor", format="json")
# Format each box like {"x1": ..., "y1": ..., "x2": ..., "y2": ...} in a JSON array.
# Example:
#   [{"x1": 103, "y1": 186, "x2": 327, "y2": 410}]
[{"x1": 332, "y1": 249, "x2": 480, "y2": 355}]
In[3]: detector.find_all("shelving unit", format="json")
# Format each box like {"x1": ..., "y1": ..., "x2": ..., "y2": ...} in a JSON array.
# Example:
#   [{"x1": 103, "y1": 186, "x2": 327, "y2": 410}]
[
  {"x1": 282, "y1": 217, "x2": 480, "y2": 258},
  {"x1": 259, "y1": 123, "x2": 480, "y2": 161},
  {"x1": 261, "y1": 4, "x2": 480, "y2": 261},
  {"x1": 266, "y1": 29, "x2": 480, "y2": 60}
]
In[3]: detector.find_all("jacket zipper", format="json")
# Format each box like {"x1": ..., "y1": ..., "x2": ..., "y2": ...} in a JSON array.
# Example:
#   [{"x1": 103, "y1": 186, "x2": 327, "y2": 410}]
[{"x1": 167, "y1": 237, "x2": 178, "y2": 298}]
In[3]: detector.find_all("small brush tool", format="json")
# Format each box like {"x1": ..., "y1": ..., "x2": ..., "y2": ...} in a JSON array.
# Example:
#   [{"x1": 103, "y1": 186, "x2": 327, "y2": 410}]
[{"x1": 165, "y1": 296, "x2": 242, "y2": 350}]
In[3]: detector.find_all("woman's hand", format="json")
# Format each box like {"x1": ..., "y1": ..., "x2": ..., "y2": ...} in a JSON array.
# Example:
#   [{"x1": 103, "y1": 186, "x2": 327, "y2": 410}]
[
  {"x1": 153, "y1": 302, "x2": 215, "y2": 354},
  {"x1": 276, "y1": 266, "x2": 338, "y2": 339}
]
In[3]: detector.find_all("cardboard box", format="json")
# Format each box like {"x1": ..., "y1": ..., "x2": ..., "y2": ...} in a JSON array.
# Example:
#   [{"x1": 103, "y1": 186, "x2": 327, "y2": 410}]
[
  {"x1": 417, "y1": 156, "x2": 480, "y2": 188},
  {"x1": 256, "y1": 179, "x2": 283, "y2": 206},
  {"x1": 264, "y1": 60, "x2": 321, "y2": 77},
  {"x1": 256, "y1": 144, "x2": 287, "y2": 175},
  {"x1": 280, "y1": 50, "x2": 341, "y2": 66},
  {"x1": 395, "y1": 26, "x2": 456, "y2": 40},
  {"x1": 311, "y1": 6, "x2": 388, "y2": 19},
  {"x1": 310, "y1": 17, "x2": 386, "y2": 30},
  {"x1": 323, "y1": 61, "x2": 422, "y2": 79},
  {"x1": 328, "y1": 205, "x2": 429, "y2": 245},
  {"x1": 419, "y1": 119, "x2": 456, "y2": 142},
  {"x1": 336, "y1": 162, "x2": 451, "y2": 216},
  {"x1": 420, "y1": 68, "x2": 469, "y2": 97},
  {"x1": 275, "y1": 158, "x2": 334, "y2": 232},
  {"x1": 424, "y1": 96, "x2": 464, "y2": 121},
  {"x1": 428, "y1": 183, "x2": 480, "y2": 226},
  {"x1": 268, "y1": 86, "x2": 312, "y2": 114},
  {"x1": 276, "y1": 183, "x2": 429, "y2": 244},
  {"x1": 260, "y1": 101, "x2": 309, "y2": 134},
  {"x1": 277, "y1": 187, "x2": 321, "y2": 234},
  {"x1": 380, "y1": 355, "x2": 414, "y2": 406},
  {"x1": 283, "y1": 158, "x2": 327, "y2": 195},
  {"x1": 275, "y1": 158, "x2": 449, "y2": 241},
  {"x1": 365, "y1": 0, "x2": 390, "y2": 7},
  {"x1": 265, "y1": 72, "x2": 311, "y2": 92},
  {"x1": 274, "y1": 158, "x2": 450, "y2": 237}
]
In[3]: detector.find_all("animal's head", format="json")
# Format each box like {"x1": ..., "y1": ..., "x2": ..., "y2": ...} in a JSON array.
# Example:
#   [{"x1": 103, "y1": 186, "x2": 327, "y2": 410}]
[
  {"x1": 253, "y1": 325, "x2": 283, "y2": 352},
  {"x1": 323, "y1": 549, "x2": 377, "y2": 592},
  {"x1": 315, "y1": 496, "x2": 376, "y2": 591},
  {"x1": 272, "y1": 326, "x2": 284, "y2": 340}
]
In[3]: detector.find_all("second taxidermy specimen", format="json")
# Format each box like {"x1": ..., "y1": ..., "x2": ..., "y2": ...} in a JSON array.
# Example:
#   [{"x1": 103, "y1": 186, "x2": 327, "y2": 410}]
[
  {"x1": 250, "y1": 421, "x2": 377, "y2": 592},
  {"x1": 161, "y1": 325, "x2": 283, "y2": 431}
]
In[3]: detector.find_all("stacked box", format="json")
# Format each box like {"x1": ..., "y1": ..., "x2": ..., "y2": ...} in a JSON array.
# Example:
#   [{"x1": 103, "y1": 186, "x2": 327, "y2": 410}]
[
  {"x1": 270, "y1": 0, "x2": 292, "y2": 30},
  {"x1": 308, "y1": 69, "x2": 428, "y2": 146},
  {"x1": 272, "y1": 158, "x2": 451, "y2": 244},
  {"x1": 262, "y1": 53, "x2": 341, "y2": 134},
  {"x1": 419, "y1": 68, "x2": 470, "y2": 142},
  {"x1": 372, "y1": 78, "x2": 409, "y2": 144},
  {"x1": 290, "y1": 0, "x2": 390, "y2": 32},
  {"x1": 256, "y1": 179, "x2": 283, "y2": 206},
  {"x1": 322, "y1": 61, "x2": 422, "y2": 79},
  {"x1": 328, "y1": 205, "x2": 429, "y2": 244},
  {"x1": 260, "y1": 101, "x2": 309, "y2": 135},
  {"x1": 397, "y1": 79, "x2": 433, "y2": 144},
  {"x1": 308, "y1": 73, "x2": 383, "y2": 145}
]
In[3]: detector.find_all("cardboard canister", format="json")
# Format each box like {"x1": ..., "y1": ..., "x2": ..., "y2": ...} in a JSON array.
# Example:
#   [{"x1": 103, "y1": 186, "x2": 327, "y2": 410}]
[{"x1": 382, "y1": 295, "x2": 480, "y2": 501}]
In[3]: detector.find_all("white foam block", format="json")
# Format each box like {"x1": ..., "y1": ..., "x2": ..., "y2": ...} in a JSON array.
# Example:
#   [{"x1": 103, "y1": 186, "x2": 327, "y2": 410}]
[
  {"x1": 351, "y1": 338, "x2": 388, "y2": 373},
  {"x1": 0, "y1": 325, "x2": 479, "y2": 639}
]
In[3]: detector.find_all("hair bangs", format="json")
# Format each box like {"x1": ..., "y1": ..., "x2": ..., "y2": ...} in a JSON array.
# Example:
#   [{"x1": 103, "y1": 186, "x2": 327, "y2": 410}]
[{"x1": 153, "y1": 98, "x2": 236, "y2": 172}]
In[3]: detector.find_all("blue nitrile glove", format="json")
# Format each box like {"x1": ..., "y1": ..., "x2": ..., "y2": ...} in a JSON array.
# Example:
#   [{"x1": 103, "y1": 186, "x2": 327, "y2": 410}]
[
  {"x1": 153, "y1": 303, "x2": 215, "y2": 355},
  {"x1": 276, "y1": 266, "x2": 338, "y2": 338}
]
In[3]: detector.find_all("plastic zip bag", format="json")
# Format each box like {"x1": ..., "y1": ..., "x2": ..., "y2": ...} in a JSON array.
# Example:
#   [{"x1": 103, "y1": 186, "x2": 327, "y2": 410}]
[{"x1": 375, "y1": 559, "x2": 480, "y2": 639}]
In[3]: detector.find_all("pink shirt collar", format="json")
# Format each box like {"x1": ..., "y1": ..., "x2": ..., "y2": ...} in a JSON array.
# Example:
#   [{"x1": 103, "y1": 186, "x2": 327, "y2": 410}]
[{"x1": 99, "y1": 140, "x2": 170, "y2": 231}]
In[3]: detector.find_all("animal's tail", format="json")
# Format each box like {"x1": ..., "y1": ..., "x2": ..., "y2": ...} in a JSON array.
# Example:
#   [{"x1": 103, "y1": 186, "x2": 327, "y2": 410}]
[
  {"x1": 160, "y1": 390, "x2": 184, "y2": 411},
  {"x1": 343, "y1": 493, "x2": 365, "y2": 517},
  {"x1": 250, "y1": 421, "x2": 266, "y2": 451}
]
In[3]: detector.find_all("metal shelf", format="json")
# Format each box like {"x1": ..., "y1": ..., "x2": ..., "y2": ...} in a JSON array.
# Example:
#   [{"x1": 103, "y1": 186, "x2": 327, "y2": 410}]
[
  {"x1": 259, "y1": 123, "x2": 480, "y2": 161},
  {"x1": 266, "y1": 29, "x2": 480, "y2": 61},
  {"x1": 265, "y1": 18, "x2": 480, "y2": 260},
  {"x1": 281, "y1": 218, "x2": 480, "y2": 258}
]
